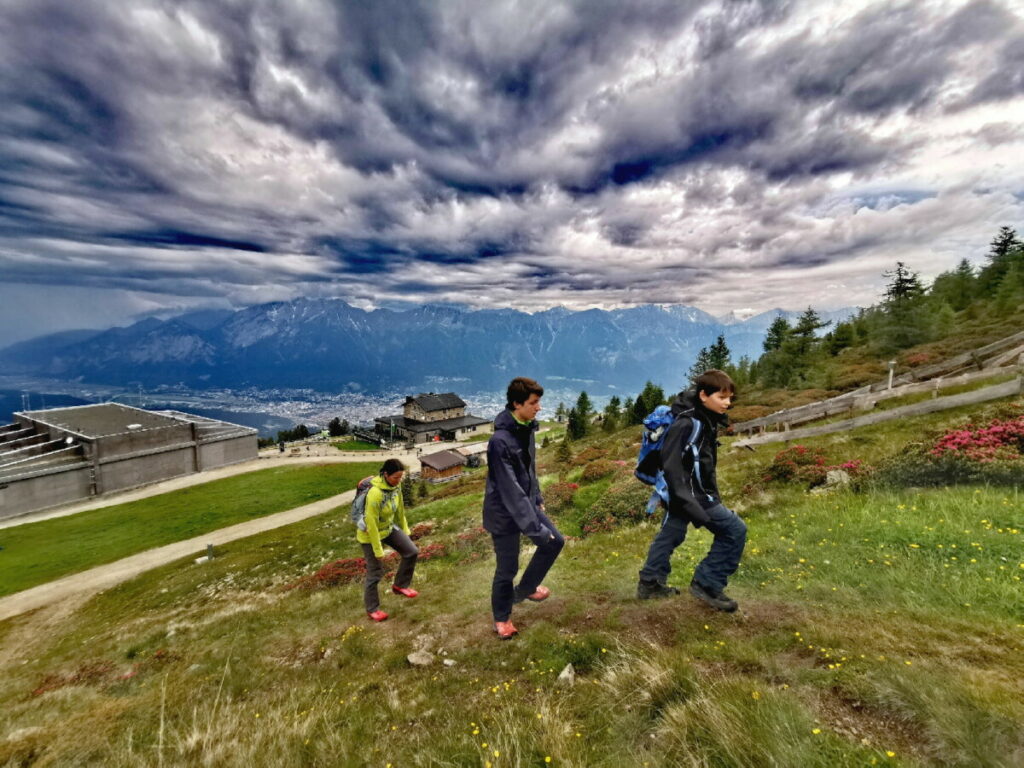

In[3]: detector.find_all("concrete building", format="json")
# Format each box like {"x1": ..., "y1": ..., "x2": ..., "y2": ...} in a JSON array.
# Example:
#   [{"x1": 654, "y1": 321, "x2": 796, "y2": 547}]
[
  {"x1": 375, "y1": 392, "x2": 492, "y2": 444},
  {"x1": 0, "y1": 403, "x2": 257, "y2": 520}
]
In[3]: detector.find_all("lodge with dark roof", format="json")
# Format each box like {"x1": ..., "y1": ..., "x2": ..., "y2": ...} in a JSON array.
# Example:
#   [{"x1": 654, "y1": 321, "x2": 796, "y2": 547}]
[
  {"x1": 374, "y1": 392, "x2": 492, "y2": 445},
  {"x1": 418, "y1": 449, "x2": 468, "y2": 482}
]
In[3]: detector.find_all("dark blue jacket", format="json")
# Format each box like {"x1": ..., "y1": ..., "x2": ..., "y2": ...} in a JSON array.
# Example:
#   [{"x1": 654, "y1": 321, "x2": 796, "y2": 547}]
[
  {"x1": 662, "y1": 389, "x2": 727, "y2": 526},
  {"x1": 483, "y1": 409, "x2": 548, "y2": 538}
]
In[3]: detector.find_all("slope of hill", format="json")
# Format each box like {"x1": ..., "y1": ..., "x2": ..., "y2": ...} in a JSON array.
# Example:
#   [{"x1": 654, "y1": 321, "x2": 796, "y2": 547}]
[{"x1": 1, "y1": 393, "x2": 1021, "y2": 766}]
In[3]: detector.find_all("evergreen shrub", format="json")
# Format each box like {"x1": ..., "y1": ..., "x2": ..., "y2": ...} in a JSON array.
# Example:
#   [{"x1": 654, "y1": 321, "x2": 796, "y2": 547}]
[
  {"x1": 578, "y1": 479, "x2": 648, "y2": 536},
  {"x1": 580, "y1": 459, "x2": 617, "y2": 482},
  {"x1": 544, "y1": 481, "x2": 579, "y2": 513}
]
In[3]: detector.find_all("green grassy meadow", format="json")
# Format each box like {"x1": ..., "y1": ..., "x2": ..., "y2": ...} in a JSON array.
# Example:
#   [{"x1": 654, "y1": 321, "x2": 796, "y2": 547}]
[
  {"x1": 0, "y1": 463, "x2": 378, "y2": 597},
  {"x1": 0, "y1": 403, "x2": 1022, "y2": 766}
]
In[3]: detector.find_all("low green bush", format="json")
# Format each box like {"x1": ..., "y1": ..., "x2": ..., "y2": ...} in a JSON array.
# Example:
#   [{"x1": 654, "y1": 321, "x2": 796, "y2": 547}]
[
  {"x1": 580, "y1": 459, "x2": 617, "y2": 482},
  {"x1": 543, "y1": 481, "x2": 579, "y2": 513},
  {"x1": 578, "y1": 478, "x2": 649, "y2": 536}
]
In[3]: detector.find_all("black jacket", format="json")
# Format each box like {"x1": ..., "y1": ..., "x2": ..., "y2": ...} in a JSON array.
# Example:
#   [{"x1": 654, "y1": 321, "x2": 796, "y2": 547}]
[
  {"x1": 482, "y1": 409, "x2": 548, "y2": 539},
  {"x1": 661, "y1": 389, "x2": 727, "y2": 526}
]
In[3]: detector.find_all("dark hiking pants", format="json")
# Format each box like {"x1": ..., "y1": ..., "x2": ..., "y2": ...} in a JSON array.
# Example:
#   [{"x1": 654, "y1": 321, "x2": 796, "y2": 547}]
[
  {"x1": 639, "y1": 503, "x2": 746, "y2": 591},
  {"x1": 490, "y1": 510, "x2": 565, "y2": 622},
  {"x1": 362, "y1": 528, "x2": 419, "y2": 612}
]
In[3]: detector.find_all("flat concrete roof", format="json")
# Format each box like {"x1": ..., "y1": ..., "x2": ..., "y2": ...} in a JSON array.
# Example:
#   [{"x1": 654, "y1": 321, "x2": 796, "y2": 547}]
[{"x1": 20, "y1": 403, "x2": 184, "y2": 437}]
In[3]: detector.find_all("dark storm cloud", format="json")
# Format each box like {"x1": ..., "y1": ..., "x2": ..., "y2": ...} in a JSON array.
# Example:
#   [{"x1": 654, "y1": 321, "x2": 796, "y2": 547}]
[{"x1": 0, "y1": 0, "x2": 1023, "y2": 346}]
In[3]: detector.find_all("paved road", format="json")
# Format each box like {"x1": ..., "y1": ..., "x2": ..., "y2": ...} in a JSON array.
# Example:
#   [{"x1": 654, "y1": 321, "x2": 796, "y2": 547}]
[{"x1": 0, "y1": 488, "x2": 356, "y2": 622}]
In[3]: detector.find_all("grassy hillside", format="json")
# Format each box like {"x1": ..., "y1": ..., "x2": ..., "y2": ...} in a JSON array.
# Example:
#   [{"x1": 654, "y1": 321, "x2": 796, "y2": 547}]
[
  {"x1": 1, "y1": 402, "x2": 1022, "y2": 766},
  {"x1": 0, "y1": 463, "x2": 378, "y2": 597}
]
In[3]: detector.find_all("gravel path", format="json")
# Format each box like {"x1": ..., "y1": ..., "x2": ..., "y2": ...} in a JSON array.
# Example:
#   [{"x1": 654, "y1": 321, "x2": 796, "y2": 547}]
[{"x1": 0, "y1": 488, "x2": 356, "y2": 622}]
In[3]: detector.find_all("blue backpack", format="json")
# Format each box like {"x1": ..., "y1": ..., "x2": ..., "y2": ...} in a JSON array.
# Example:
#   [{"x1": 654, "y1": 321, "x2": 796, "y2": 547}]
[{"x1": 635, "y1": 405, "x2": 703, "y2": 515}]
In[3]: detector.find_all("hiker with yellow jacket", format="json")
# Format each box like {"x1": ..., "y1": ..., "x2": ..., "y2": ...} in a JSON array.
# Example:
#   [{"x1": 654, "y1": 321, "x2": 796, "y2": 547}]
[{"x1": 358, "y1": 458, "x2": 419, "y2": 622}]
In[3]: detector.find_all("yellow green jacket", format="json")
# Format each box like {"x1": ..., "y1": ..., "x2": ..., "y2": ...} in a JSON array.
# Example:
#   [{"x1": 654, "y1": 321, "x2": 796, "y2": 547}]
[{"x1": 356, "y1": 475, "x2": 409, "y2": 558}]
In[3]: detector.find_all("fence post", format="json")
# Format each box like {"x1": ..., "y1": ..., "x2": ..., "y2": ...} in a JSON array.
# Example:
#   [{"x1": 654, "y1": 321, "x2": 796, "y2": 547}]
[{"x1": 932, "y1": 378, "x2": 940, "y2": 399}]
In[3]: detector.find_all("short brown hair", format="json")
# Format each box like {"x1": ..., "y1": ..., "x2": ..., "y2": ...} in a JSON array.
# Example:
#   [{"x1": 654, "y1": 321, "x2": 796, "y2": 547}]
[
  {"x1": 506, "y1": 376, "x2": 544, "y2": 408},
  {"x1": 694, "y1": 369, "x2": 736, "y2": 398}
]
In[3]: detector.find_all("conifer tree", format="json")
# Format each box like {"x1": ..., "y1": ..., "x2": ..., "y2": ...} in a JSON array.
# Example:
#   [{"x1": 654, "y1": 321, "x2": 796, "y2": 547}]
[
  {"x1": 622, "y1": 397, "x2": 636, "y2": 425},
  {"x1": 979, "y1": 226, "x2": 1023, "y2": 296},
  {"x1": 602, "y1": 395, "x2": 621, "y2": 433},
  {"x1": 554, "y1": 402, "x2": 567, "y2": 423},
  {"x1": 763, "y1": 316, "x2": 791, "y2": 352},
  {"x1": 556, "y1": 436, "x2": 572, "y2": 465},
  {"x1": 708, "y1": 334, "x2": 732, "y2": 370},
  {"x1": 401, "y1": 474, "x2": 414, "y2": 508}
]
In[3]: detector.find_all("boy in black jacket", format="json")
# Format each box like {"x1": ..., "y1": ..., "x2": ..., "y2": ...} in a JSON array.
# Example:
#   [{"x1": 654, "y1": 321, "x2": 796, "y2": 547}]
[{"x1": 637, "y1": 369, "x2": 747, "y2": 611}]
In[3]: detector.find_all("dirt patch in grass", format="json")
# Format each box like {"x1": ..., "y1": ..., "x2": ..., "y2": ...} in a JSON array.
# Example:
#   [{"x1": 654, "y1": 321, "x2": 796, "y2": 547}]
[{"x1": 816, "y1": 686, "x2": 930, "y2": 764}]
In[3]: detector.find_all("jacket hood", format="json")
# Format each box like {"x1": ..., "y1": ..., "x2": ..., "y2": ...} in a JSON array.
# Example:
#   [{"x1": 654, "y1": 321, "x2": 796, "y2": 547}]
[
  {"x1": 671, "y1": 388, "x2": 729, "y2": 428},
  {"x1": 372, "y1": 475, "x2": 400, "y2": 492},
  {"x1": 494, "y1": 408, "x2": 539, "y2": 433}
]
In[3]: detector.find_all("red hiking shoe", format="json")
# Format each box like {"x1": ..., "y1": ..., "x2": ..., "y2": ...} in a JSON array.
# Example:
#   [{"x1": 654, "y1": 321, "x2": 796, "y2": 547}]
[
  {"x1": 391, "y1": 586, "x2": 419, "y2": 598},
  {"x1": 367, "y1": 610, "x2": 389, "y2": 622},
  {"x1": 494, "y1": 620, "x2": 518, "y2": 639},
  {"x1": 522, "y1": 585, "x2": 550, "y2": 602}
]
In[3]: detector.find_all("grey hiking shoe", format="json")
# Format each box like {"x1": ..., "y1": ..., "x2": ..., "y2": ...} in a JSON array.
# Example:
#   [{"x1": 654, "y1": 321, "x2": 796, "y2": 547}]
[
  {"x1": 689, "y1": 580, "x2": 738, "y2": 612},
  {"x1": 637, "y1": 579, "x2": 681, "y2": 600}
]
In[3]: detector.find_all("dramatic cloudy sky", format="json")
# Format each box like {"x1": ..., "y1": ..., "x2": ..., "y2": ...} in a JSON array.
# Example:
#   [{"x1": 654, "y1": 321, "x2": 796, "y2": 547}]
[{"x1": 2, "y1": 0, "x2": 1024, "y2": 346}]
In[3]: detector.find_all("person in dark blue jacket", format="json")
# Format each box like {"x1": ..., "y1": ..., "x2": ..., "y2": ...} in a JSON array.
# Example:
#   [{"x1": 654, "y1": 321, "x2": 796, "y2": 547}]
[{"x1": 483, "y1": 376, "x2": 565, "y2": 639}]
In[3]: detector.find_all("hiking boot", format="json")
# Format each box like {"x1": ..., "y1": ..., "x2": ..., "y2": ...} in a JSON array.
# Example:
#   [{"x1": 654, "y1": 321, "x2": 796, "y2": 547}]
[
  {"x1": 392, "y1": 585, "x2": 419, "y2": 598},
  {"x1": 689, "y1": 581, "x2": 738, "y2": 612},
  {"x1": 367, "y1": 609, "x2": 389, "y2": 622},
  {"x1": 637, "y1": 579, "x2": 681, "y2": 600},
  {"x1": 514, "y1": 585, "x2": 550, "y2": 603},
  {"x1": 494, "y1": 620, "x2": 519, "y2": 639}
]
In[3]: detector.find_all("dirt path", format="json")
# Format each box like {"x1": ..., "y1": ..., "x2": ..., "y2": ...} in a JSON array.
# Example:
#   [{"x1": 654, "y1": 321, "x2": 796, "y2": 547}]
[{"x1": 0, "y1": 489, "x2": 356, "y2": 622}]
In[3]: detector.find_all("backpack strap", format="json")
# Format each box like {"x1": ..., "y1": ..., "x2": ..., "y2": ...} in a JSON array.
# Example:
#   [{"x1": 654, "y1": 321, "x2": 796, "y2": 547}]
[{"x1": 684, "y1": 416, "x2": 714, "y2": 502}]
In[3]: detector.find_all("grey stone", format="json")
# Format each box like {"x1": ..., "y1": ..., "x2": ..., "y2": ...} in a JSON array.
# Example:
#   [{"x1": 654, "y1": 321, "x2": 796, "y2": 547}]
[
  {"x1": 557, "y1": 663, "x2": 576, "y2": 686},
  {"x1": 407, "y1": 650, "x2": 434, "y2": 667},
  {"x1": 442, "y1": 658, "x2": 457, "y2": 667}
]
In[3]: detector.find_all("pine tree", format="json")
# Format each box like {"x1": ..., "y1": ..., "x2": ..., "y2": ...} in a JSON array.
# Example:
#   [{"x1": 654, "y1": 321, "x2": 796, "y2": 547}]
[
  {"x1": 556, "y1": 436, "x2": 572, "y2": 466},
  {"x1": 417, "y1": 479, "x2": 429, "y2": 501},
  {"x1": 826, "y1": 322, "x2": 855, "y2": 356},
  {"x1": 711, "y1": 335, "x2": 732, "y2": 369},
  {"x1": 884, "y1": 262, "x2": 926, "y2": 303},
  {"x1": 930, "y1": 258, "x2": 976, "y2": 311},
  {"x1": 881, "y1": 263, "x2": 929, "y2": 349},
  {"x1": 401, "y1": 474, "x2": 414, "y2": 508},
  {"x1": 789, "y1": 308, "x2": 831, "y2": 356},
  {"x1": 554, "y1": 403, "x2": 567, "y2": 423},
  {"x1": 763, "y1": 316, "x2": 791, "y2": 352},
  {"x1": 328, "y1": 417, "x2": 344, "y2": 437},
  {"x1": 995, "y1": 260, "x2": 1024, "y2": 315},
  {"x1": 566, "y1": 408, "x2": 584, "y2": 440},
  {"x1": 979, "y1": 226, "x2": 1023, "y2": 296},
  {"x1": 574, "y1": 392, "x2": 593, "y2": 437},
  {"x1": 602, "y1": 395, "x2": 621, "y2": 433},
  {"x1": 622, "y1": 397, "x2": 637, "y2": 425},
  {"x1": 687, "y1": 346, "x2": 716, "y2": 384}
]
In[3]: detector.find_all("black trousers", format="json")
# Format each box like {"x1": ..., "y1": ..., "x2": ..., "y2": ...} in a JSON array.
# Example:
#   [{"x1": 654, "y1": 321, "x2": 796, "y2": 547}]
[
  {"x1": 490, "y1": 510, "x2": 565, "y2": 622},
  {"x1": 361, "y1": 528, "x2": 418, "y2": 612}
]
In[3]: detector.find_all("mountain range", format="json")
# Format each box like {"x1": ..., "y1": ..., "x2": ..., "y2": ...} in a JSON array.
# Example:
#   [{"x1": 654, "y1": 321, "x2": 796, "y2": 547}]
[{"x1": 0, "y1": 300, "x2": 855, "y2": 395}]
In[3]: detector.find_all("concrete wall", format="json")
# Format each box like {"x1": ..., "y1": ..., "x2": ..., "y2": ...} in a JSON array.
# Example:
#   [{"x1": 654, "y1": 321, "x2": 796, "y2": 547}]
[
  {"x1": 199, "y1": 435, "x2": 258, "y2": 470},
  {"x1": 98, "y1": 447, "x2": 195, "y2": 493},
  {"x1": 95, "y1": 424, "x2": 193, "y2": 460},
  {"x1": 0, "y1": 465, "x2": 92, "y2": 522}
]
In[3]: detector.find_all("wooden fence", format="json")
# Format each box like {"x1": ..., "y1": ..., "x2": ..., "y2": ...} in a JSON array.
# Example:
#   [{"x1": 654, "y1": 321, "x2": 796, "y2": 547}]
[
  {"x1": 731, "y1": 375, "x2": 1023, "y2": 449},
  {"x1": 732, "y1": 329, "x2": 1024, "y2": 436}
]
